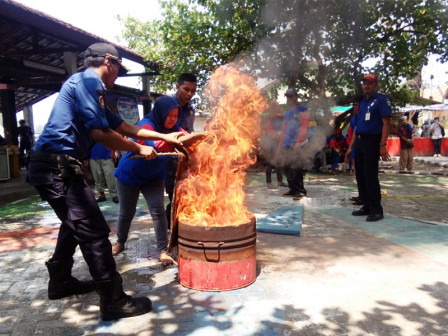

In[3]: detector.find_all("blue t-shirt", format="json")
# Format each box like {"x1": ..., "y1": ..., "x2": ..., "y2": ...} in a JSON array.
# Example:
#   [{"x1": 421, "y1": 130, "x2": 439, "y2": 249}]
[
  {"x1": 282, "y1": 105, "x2": 308, "y2": 147},
  {"x1": 355, "y1": 92, "x2": 392, "y2": 135},
  {"x1": 114, "y1": 147, "x2": 169, "y2": 187},
  {"x1": 114, "y1": 97, "x2": 180, "y2": 187},
  {"x1": 33, "y1": 68, "x2": 123, "y2": 160},
  {"x1": 269, "y1": 117, "x2": 284, "y2": 132},
  {"x1": 90, "y1": 143, "x2": 111, "y2": 160}
]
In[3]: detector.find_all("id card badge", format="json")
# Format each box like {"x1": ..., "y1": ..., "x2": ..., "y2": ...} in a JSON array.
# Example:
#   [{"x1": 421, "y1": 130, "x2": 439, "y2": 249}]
[{"x1": 365, "y1": 112, "x2": 371, "y2": 121}]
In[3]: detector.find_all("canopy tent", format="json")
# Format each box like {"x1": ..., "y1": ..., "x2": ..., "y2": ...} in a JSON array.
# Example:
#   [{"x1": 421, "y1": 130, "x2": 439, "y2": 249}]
[
  {"x1": 330, "y1": 105, "x2": 353, "y2": 115},
  {"x1": 398, "y1": 103, "x2": 448, "y2": 113}
]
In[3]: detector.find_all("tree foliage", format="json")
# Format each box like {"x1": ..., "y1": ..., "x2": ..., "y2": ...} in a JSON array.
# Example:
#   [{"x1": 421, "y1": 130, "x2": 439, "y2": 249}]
[
  {"x1": 120, "y1": 0, "x2": 448, "y2": 107},
  {"x1": 119, "y1": 0, "x2": 266, "y2": 93}
]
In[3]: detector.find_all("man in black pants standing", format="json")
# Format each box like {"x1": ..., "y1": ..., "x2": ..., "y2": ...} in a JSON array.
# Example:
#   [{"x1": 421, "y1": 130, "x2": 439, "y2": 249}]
[
  {"x1": 280, "y1": 87, "x2": 309, "y2": 200},
  {"x1": 347, "y1": 73, "x2": 391, "y2": 222}
]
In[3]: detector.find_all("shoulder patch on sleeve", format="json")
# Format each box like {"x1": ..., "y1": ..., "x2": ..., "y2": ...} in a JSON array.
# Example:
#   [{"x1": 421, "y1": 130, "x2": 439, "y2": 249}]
[{"x1": 99, "y1": 95, "x2": 105, "y2": 110}]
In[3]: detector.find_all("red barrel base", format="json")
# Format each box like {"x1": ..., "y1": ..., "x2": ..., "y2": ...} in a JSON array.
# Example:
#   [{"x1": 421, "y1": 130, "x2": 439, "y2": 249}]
[{"x1": 178, "y1": 256, "x2": 256, "y2": 291}]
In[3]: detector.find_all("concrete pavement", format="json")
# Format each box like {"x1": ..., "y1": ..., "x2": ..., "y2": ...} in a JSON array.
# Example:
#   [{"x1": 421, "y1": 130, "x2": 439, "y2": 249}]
[{"x1": 1, "y1": 161, "x2": 448, "y2": 335}]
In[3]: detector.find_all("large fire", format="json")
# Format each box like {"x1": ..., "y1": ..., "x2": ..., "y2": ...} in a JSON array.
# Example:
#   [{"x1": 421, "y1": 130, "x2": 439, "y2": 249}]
[{"x1": 176, "y1": 64, "x2": 268, "y2": 227}]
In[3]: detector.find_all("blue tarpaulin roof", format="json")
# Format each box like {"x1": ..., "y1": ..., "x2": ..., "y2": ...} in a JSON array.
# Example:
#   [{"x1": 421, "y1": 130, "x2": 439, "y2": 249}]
[{"x1": 331, "y1": 105, "x2": 353, "y2": 114}]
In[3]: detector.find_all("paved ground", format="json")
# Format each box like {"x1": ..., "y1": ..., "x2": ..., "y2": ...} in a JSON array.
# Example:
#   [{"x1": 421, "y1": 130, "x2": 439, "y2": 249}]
[{"x1": 0, "y1": 157, "x2": 448, "y2": 335}]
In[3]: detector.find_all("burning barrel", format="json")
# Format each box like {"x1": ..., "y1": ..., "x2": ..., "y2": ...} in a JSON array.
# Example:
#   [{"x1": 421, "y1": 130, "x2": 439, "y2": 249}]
[
  {"x1": 173, "y1": 65, "x2": 267, "y2": 291},
  {"x1": 177, "y1": 216, "x2": 257, "y2": 291}
]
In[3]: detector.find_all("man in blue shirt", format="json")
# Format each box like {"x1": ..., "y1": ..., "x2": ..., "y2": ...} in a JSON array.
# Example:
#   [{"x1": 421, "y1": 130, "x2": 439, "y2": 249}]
[
  {"x1": 280, "y1": 87, "x2": 309, "y2": 199},
  {"x1": 347, "y1": 73, "x2": 391, "y2": 222},
  {"x1": 175, "y1": 73, "x2": 197, "y2": 133},
  {"x1": 165, "y1": 73, "x2": 197, "y2": 223},
  {"x1": 27, "y1": 43, "x2": 184, "y2": 320}
]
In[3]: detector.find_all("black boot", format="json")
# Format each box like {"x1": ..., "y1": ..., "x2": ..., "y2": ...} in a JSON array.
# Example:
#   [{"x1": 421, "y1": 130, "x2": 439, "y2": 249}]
[
  {"x1": 45, "y1": 259, "x2": 95, "y2": 300},
  {"x1": 95, "y1": 273, "x2": 152, "y2": 321}
]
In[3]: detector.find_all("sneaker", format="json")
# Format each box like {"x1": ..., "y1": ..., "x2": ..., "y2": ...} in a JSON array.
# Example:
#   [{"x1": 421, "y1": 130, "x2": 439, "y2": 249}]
[
  {"x1": 434, "y1": 154, "x2": 438, "y2": 157},
  {"x1": 266, "y1": 183, "x2": 276, "y2": 189},
  {"x1": 112, "y1": 196, "x2": 119, "y2": 203},
  {"x1": 277, "y1": 182, "x2": 289, "y2": 187},
  {"x1": 292, "y1": 193, "x2": 307, "y2": 200},
  {"x1": 438, "y1": 154, "x2": 442, "y2": 157},
  {"x1": 282, "y1": 190, "x2": 296, "y2": 197}
]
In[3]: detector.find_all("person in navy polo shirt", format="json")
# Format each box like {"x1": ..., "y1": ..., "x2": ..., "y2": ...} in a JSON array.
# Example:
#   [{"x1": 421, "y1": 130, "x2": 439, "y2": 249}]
[
  {"x1": 165, "y1": 73, "x2": 197, "y2": 224},
  {"x1": 27, "y1": 43, "x2": 185, "y2": 320},
  {"x1": 280, "y1": 87, "x2": 309, "y2": 200},
  {"x1": 346, "y1": 73, "x2": 391, "y2": 222}
]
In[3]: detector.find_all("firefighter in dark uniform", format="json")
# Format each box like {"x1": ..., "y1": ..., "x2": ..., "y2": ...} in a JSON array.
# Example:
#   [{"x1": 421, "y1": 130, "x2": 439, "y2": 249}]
[
  {"x1": 347, "y1": 73, "x2": 391, "y2": 222},
  {"x1": 27, "y1": 43, "x2": 184, "y2": 321}
]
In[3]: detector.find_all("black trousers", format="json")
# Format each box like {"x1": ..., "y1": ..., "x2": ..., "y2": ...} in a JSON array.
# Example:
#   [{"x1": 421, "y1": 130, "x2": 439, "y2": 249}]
[
  {"x1": 354, "y1": 134, "x2": 383, "y2": 215},
  {"x1": 19, "y1": 142, "x2": 32, "y2": 167},
  {"x1": 433, "y1": 138, "x2": 442, "y2": 155},
  {"x1": 265, "y1": 164, "x2": 283, "y2": 184},
  {"x1": 27, "y1": 160, "x2": 116, "y2": 281},
  {"x1": 284, "y1": 166, "x2": 306, "y2": 195}
]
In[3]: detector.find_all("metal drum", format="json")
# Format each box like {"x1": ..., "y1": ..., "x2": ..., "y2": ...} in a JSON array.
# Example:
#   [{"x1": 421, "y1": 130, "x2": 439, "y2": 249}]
[{"x1": 177, "y1": 216, "x2": 257, "y2": 291}]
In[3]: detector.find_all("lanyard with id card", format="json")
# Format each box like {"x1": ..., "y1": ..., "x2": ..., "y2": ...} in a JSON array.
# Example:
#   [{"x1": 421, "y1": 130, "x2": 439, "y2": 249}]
[{"x1": 365, "y1": 100, "x2": 376, "y2": 121}]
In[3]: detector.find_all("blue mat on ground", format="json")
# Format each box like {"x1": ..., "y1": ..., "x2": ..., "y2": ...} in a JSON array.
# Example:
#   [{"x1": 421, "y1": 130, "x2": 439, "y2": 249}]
[{"x1": 256, "y1": 205, "x2": 302, "y2": 236}]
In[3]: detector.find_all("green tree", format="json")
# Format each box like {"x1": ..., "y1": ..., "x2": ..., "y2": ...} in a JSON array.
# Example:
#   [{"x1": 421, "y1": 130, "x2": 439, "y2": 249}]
[
  {"x1": 119, "y1": 0, "x2": 266, "y2": 94},
  {"x1": 120, "y1": 0, "x2": 448, "y2": 107}
]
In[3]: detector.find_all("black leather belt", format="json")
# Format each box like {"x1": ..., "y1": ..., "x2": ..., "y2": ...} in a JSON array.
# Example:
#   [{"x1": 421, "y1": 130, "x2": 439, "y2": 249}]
[
  {"x1": 29, "y1": 151, "x2": 83, "y2": 177},
  {"x1": 29, "y1": 151, "x2": 82, "y2": 166},
  {"x1": 29, "y1": 151, "x2": 61, "y2": 163}
]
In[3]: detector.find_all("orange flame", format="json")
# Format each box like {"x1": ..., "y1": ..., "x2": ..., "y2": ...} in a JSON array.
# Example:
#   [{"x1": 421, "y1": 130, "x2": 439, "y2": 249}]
[{"x1": 176, "y1": 64, "x2": 268, "y2": 226}]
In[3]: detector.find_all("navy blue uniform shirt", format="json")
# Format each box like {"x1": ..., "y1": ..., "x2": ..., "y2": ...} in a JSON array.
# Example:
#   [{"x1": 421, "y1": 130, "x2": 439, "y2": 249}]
[
  {"x1": 174, "y1": 94, "x2": 195, "y2": 133},
  {"x1": 34, "y1": 68, "x2": 123, "y2": 160},
  {"x1": 355, "y1": 92, "x2": 392, "y2": 135}
]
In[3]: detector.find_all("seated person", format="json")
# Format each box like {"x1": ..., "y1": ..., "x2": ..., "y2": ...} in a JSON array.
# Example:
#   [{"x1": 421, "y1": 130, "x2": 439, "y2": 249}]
[{"x1": 328, "y1": 128, "x2": 347, "y2": 174}]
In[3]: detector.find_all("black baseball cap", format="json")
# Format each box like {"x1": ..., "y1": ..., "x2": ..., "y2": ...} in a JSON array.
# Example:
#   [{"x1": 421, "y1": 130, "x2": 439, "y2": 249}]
[
  {"x1": 284, "y1": 87, "x2": 298, "y2": 96},
  {"x1": 84, "y1": 43, "x2": 129, "y2": 76}
]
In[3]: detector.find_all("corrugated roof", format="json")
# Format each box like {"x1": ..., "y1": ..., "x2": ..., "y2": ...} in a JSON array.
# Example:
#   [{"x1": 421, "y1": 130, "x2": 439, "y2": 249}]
[{"x1": 0, "y1": 0, "x2": 158, "y2": 112}]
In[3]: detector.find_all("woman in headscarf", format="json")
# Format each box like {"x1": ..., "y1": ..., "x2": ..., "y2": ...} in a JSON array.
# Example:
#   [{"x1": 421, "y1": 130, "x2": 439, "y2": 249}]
[{"x1": 112, "y1": 96, "x2": 202, "y2": 265}]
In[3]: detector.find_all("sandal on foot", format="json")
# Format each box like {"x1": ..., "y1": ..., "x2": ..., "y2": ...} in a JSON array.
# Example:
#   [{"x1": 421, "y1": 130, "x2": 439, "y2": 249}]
[
  {"x1": 159, "y1": 252, "x2": 175, "y2": 266},
  {"x1": 112, "y1": 243, "x2": 125, "y2": 256}
]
